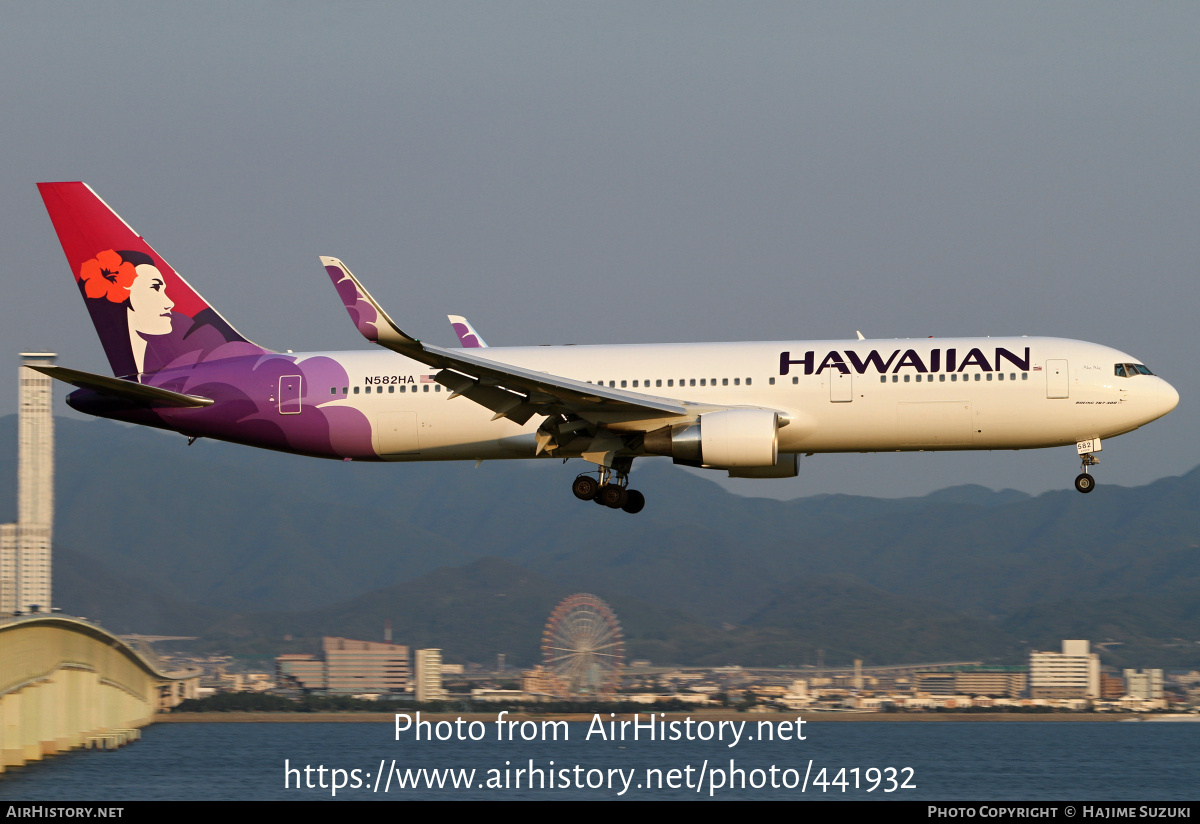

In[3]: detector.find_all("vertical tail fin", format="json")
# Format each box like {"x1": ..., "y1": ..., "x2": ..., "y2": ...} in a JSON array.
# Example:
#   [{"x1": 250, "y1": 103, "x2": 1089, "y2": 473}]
[{"x1": 37, "y1": 182, "x2": 266, "y2": 378}]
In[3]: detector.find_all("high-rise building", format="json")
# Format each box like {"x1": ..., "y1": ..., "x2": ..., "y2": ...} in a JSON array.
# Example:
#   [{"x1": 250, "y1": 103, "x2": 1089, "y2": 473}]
[
  {"x1": 1, "y1": 353, "x2": 55, "y2": 614},
  {"x1": 1029, "y1": 640, "x2": 1100, "y2": 699},
  {"x1": 415, "y1": 648, "x2": 446, "y2": 702}
]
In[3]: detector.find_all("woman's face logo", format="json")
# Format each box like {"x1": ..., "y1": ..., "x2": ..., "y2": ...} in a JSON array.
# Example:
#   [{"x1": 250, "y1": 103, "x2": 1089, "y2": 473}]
[{"x1": 127, "y1": 264, "x2": 174, "y2": 336}]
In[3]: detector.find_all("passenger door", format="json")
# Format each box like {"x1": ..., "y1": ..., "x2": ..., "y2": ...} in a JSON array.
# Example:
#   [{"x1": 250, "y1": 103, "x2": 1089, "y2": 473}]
[{"x1": 1045, "y1": 360, "x2": 1069, "y2": 399}]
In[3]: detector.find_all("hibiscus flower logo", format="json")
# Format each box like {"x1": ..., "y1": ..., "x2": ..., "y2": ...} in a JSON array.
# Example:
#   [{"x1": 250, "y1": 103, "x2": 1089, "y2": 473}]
[{"x1": 79, "y1": 249, "x2": 137, "y2": 303}]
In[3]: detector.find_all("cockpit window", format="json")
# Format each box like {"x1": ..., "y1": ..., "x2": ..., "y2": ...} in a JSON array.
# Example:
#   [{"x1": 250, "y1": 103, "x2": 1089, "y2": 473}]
[{"x1": 1114, "y1": 363, "x2": 1154, "y2": 377}]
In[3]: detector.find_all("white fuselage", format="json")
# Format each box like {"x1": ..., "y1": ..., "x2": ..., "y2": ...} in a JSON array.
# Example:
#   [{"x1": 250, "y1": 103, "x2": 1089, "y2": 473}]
[{"x1": 299, "y1": 335, "x2": 1178, "y2": 463}]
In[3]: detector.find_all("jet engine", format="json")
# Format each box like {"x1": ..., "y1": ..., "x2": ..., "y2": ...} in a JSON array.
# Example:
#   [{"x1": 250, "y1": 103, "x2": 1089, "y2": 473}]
[{"x1": 643, "y1": 409, "x2": 779, "y2": 468}]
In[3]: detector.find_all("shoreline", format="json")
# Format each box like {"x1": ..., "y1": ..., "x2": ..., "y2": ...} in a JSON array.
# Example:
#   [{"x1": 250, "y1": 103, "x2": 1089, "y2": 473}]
[{"x1": 155, "y1": 711, "x2": 1150, "y2": 723}]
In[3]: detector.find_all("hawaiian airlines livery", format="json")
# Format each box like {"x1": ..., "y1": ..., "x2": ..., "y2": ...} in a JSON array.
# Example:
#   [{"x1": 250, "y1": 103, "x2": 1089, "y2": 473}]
[{"x1": 35, "y1": 182, "x2": 1178, "y2": 513}]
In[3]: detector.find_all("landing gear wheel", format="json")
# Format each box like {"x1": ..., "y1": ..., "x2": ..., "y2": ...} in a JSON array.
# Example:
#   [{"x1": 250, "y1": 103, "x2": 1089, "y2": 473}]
[
  {"x1": 621, "y1": 489, "x2": 645, "y2": 514},
  {"x1": 598, "y1": 484, "x2": 628, "y2": 509},
  {"x1": 1074, "y1": 473, "x2": 1095, "y2": 494},
  {"x1": 572, "y1": 475, "x2": 599, "y2": 501}
]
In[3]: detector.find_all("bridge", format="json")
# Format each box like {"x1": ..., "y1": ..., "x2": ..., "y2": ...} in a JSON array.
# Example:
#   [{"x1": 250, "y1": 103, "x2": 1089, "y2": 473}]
[{"x1": 0, "y1": 614, "x2": 196, "y2": 772}]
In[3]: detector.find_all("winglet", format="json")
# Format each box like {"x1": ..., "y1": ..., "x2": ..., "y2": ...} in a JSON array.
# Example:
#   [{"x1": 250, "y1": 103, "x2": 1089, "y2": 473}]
[
  {"x1": 447, "y1": 315, "x2": 489, "y2": 348},
  {"x1": 320, "y1": 257, "x2": 420, "y2": 349}
]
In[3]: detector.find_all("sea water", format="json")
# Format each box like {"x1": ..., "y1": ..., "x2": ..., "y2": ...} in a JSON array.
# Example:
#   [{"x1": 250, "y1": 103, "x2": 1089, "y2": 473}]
[{"x1": 0, "y1": 720, "x2": 1196, "y2": 801}]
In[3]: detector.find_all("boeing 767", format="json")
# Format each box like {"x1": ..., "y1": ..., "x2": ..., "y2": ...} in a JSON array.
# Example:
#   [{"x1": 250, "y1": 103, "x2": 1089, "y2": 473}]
[{"x1": 34, "y1": 182, "x2": 1178, "y2": 512}]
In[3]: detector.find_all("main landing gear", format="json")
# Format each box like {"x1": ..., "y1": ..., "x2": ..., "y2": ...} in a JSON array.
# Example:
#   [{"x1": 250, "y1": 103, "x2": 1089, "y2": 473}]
[
  {"x1": 571, "y1": 463, "x2": 645, "y2": 514},
  {"x1": 1074, "y1": 452, "x2": 1099, "y2": 494}
]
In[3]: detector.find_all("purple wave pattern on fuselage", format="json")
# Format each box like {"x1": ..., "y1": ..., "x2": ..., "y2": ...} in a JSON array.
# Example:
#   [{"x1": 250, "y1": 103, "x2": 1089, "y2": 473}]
[{"x1": 76, "y1": 352, "x2": 376, "y2": 460}]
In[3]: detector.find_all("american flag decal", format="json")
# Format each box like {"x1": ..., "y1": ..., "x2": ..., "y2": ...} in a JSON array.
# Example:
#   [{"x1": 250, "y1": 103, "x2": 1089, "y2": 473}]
[{"x1": 421, "y1": 374, "x2": 437, "y2": 383}]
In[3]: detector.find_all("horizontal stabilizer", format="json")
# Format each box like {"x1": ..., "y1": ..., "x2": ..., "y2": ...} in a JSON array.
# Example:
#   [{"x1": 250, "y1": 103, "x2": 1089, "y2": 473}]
[{"x1": 28, "y1": 364, "x2": 214, "y2": 408}]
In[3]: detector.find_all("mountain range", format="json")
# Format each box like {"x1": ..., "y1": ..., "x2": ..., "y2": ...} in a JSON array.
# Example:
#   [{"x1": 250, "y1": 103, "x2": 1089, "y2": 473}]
[{"x1": 3, "y1": 415, "x2": 1197, "y2": 669}]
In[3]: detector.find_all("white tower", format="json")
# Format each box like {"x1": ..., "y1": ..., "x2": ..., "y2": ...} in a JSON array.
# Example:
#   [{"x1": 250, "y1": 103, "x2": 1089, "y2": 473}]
[
  {"x1": 415, "y1": 649, "x2": 446, "y2": 702},
  {"x1": 0, "y1": 352, "x2": 55, "y2": 613}
]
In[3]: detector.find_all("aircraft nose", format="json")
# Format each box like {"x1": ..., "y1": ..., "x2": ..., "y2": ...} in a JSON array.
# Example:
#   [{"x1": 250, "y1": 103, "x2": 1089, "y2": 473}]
[{"x1": 1158, "y1": 378, "x2": 1180, "y2": 417}]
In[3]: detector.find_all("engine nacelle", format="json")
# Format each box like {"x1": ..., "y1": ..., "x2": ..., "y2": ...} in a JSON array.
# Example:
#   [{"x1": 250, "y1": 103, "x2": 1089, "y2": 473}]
[{"x1": 643, "y1": 409, "x2": 779, "y2": 468}]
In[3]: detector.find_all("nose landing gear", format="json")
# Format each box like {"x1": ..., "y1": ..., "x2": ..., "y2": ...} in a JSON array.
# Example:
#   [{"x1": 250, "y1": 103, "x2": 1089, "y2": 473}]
[
  {"x1": 1074, "y1": 453, "x2": 1099, "y2": 494},
  {"x1": 571, "y1": 464, "x2": 645, "y2": 513}
]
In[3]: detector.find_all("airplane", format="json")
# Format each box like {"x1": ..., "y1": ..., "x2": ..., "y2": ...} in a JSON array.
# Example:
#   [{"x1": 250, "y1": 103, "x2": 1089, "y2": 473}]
[{"x1": 34, "y1": 182, "x2": 1179, "y2": 513}]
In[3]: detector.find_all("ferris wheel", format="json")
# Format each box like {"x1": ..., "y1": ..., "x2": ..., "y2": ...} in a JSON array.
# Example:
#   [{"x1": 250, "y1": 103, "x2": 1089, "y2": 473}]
[{"x1": 541, "y1": 593, "x2": 625, "y2": 697}]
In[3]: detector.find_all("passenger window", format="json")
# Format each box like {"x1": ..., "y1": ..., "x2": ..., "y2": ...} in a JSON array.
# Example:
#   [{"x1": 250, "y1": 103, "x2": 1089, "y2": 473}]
[
  {"x1": 986, "y1": 373, "x2": 993, "y2": 381},
  {"x1": 792, "y1": 376, "x2": 798, "y2": 384},
  {"x1": 423, "y1": 385, "x2": 429, "y2": 392},
  {"x1": 746, "y1": 378, "x2": 752, "y2": 385},
  {"x1": 880, "y1": 376, "x2": 886, "y2": 384},
  {"x1": 609, "y1": 381, "x2": 615, "y2": 388},
  {"x1": 400, "y1": 385, "x2": 406, "y2": 393},
  {"x1": 1022, "y1": 373, "x2": 1028, "y2": 380},
  {"x1": 389, "y1": 385, "x2": 395, "y2": 392},
  {"x1": 722, "y1": 378, "x2": 728, "y2": 386},
  {"x1": 1010, "y1": 373, "x2": 1016, "y2": 380},
  {"x1": 690, "y1": 379, "x2": 696, "y2": 386},
  {"x1": 769, "y1": 377, "x2": 775, "y2": 385},
  {"x1": 353, "y1": 386, "x2": 360, "y2": 394},
  {"x1": 939, "y1": 374, "x2": 945, "y2": 382},
  {"x1": 904, "y1": 374, "x2": 910, "y2": 382},
  {"x1": 700, "y1": 379, "x2": 706, "y2": 386},
  {"x1": 974, "y1": 374, "x2": 980, "y2": 381},
  {"x1": 342, "y1": 387, "x2": 348, "y2": 394},
  {"x1": 734, "y1": 378, "x2": 740, "y2": 386},
  {"x1": 621, "y1": 380, "x2": 627, "y2": 388},
  {"x1": 656, "y1": 379, "x2": 662, "y2": 387},
  {"x1": 668, "y1": 379, "x2": 674, "y2": 387},
  {"x1": 892, "y1": 375, "x2": 898, "y2": 383}
]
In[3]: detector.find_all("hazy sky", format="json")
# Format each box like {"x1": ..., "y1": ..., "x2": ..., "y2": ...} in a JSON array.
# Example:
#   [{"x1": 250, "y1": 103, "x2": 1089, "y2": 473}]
[{"x1": 1, "y1": 2, "x2": 1196, "y2": 499}]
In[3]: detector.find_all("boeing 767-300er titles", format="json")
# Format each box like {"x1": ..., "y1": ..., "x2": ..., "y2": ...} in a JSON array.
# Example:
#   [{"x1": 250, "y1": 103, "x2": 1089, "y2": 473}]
[{"x1": 34, "y1": 182, "x2": 1178, "y2": 513}]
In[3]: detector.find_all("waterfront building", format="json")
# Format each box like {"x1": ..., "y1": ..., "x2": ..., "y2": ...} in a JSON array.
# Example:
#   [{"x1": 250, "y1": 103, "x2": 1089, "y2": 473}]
[
  {"x1": 1123, "y1": 669, "x2": 1164, "y2": 700},
  {"x1": 1100, "y1": 672, "x2": 1126, "y2": 699},
  {"x1": 415, "y1": 648, "x2": 446, "y2": 702},
  {"x1": 275, "y1": 637, "x2": 411, "y2": 695},
  {"x1": 1029, "y1": 640, "x2": 1100, "y2": 699},
  {"x1": 912, "y1": 667, "x2": 1027, "y2": 697},
  {"x1": 1, "y1": 353, "x2": 56, "y2": 614}
]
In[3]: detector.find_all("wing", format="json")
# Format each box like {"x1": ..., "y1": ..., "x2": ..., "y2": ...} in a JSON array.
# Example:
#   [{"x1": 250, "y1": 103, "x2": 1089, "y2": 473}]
[{"x1": 321, "y1": 256, "x2": 700, "y2": 425}]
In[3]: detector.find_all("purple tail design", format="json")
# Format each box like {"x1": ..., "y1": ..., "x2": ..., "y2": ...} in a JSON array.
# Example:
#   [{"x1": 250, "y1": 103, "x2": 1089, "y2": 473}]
[{"x1": 38, "y1": 182, "x2": 268, "y2": 378}]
